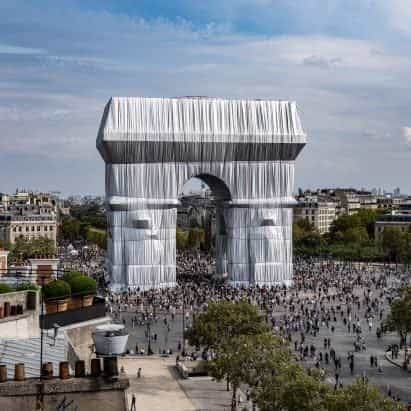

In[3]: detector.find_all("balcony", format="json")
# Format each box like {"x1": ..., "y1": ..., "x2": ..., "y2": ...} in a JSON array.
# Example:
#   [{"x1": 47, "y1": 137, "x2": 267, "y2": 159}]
[{"x1": 39, "y1": 296, "x2": 106, "y2": 329}]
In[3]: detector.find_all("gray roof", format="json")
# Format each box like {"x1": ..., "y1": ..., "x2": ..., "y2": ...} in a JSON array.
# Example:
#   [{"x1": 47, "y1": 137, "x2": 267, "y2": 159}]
[
  {"x1": 377, "y1": 214, "x2": 411, "y2": 223},
  {"x1": 0, "y1": 334, "x2": 66, "y2": 378}
]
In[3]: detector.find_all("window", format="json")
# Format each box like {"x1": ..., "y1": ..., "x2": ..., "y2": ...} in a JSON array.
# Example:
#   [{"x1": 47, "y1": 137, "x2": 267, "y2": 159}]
[
  {"x1": 18, "y1": 227, "x2": 22, "y2": 232},
  {"x1": 37, "y1": 226, "x2": 41, "y2": 231},
  {"x1": 49, "y1": 226, "x2": 53, "y2": 231},
  {"x1": 31, "y1": 226, "x2": 35, "y2": 232},
  {"x1": 25, "y1": 226, "x2": 29, "y2": 232},
  {"x1": 12, "y1": 227, "x2": 16, "y2": 232},
  {"x1": 44, "y1": 226, "x2": 48, "y2": 231}
]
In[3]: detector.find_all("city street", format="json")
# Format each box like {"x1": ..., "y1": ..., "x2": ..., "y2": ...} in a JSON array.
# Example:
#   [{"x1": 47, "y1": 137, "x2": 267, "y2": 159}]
[{"x1": 113, "y1": 274, "x2": 411, "y2": 405}]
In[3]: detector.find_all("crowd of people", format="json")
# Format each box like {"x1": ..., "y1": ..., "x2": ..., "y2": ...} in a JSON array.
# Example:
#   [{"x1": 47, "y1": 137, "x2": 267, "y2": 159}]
[
  {"x1": 176, "y1": 250, "x2": 215, "y2": 281},
  {"x1": 58, "y1": 242, "x2": 107, "y2": 290},
  {"x1": 103, "y1": 256, "x2": 411, "y2": 404}
]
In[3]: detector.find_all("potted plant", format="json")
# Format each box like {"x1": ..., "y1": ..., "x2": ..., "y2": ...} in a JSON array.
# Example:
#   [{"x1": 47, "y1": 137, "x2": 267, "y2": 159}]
[
  {"x1": 67, "y1": 275, "x2": 97, "y2": 309},
  {"x1": 62, "y1": 272, "x2": 83, "y2": 309},
  {"x1": 43, "y1": 280, "x2": 71, "y2": 314},
  {"x1": 62, "y1": 272, "x2": 91, "y2": 309},
  {"x1": 0, "y1": 284, "x2": 13, "y2": 294},
  {"x1": 61, "y1": 272, "x2": 83, "y2": 283},
  {"x1": 16, "y1": 283, "x2": 38, "y2": 291}
]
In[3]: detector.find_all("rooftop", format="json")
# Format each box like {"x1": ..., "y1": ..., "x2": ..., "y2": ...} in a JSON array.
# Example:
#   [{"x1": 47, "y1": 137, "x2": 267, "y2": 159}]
[
  {"x1": 377, "y1": 213, "x2": 411, "y2": 223},
  {"x1": 97, "y1": 96, "x2": 306, "y2": 143}
]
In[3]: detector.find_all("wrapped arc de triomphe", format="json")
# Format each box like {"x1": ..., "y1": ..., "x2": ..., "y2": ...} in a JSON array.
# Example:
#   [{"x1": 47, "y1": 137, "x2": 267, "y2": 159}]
[{"x1": 97, "y1": 97, "x2": 306, "y2": 290}]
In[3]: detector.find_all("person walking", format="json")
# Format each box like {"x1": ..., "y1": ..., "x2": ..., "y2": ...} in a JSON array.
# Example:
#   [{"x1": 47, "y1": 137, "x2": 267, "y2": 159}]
[{"x1": 130, "y1": 394, "x2": 136, "y2": 411}]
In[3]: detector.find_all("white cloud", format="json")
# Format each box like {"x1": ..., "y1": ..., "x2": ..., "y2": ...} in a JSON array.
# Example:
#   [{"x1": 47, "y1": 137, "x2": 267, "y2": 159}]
[
  {"x1": 0, "y1": 44, "x2": 46, "y2": 55},
  {"x1": 0, "y1": 2, "x2": 410, "y2": 194},
  {"x1": 402, "y1": 127, "x2": 411, "y2": 144},
  {"x1": 382, "y1": 0, "x2": 411, "y2": 35}
]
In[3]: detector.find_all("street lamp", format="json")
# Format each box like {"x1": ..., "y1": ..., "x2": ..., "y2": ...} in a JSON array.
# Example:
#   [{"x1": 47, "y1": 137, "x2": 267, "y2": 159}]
[
  {"x1": 145, "y1": 307, "x2": 154, "y2": 356},
  {"x1": 39, "y1": 278, "x2": 44, "y2": 379},
  {"x1": 146, "y1": 318, "x2": 152, "y2": 355},
  {"x1": 164, "y1": 323, "x2": 169, "y2": 351},
  {"x1": 182, "y1": 287, "x2": 186, "y2": 355}
]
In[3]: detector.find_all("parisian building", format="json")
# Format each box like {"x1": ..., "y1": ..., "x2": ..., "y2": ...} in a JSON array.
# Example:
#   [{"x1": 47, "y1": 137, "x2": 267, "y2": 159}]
[
  {"x1": 0, "y1": 190, "x2": 58, "y2": 246},
  {"x1": 375, "y1": 198, "x2": 411, "y2": 241},
  {"x1": 294, "y1": 195, "x2": 337, "y2": 234}
]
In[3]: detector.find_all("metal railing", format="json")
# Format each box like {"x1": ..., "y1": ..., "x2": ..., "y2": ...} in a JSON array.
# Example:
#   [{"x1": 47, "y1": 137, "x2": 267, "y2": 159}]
[{"x1": 39, "y1": 296, "x2": 106, "y2": 329}]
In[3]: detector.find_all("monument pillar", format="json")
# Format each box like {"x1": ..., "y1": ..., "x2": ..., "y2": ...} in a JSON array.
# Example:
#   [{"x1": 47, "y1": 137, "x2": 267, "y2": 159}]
[{"x1": 223, "y1": 206, "x2": 293, "y2": 287}]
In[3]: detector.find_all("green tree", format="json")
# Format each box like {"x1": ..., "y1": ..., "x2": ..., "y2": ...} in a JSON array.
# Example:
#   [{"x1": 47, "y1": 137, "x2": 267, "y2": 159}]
[
  {"x1": 298, "y1": 232, "x2": 324, "y2": 251},
  {"x1": 406, "y1": 231, "x2": 411, "y2": 265},
  {"x1": 329, "y1": 214, "x2": 361, "y2": 241},
  {"x1": 11, "y1": 236, "x2": 55, "y2": 262},
  {"x1": 70, "y1": 202, "x2": 106, "y2": 230},
  {"x1": 60, "y1": 217, "x2": 81, "y2": 241},
  {"x1": 186, "y1": 300, "x2": 268, "y2": 351},
  {"x1": 384, "y1": 286, "x2": 411, "y2": 349},
  {"x1": 186, "y1": 227, "x2": 204, "y2": 250},
  {"x1": 343, "y1": 226, "x2": 369, "y2": 245},
  {"x1": 356, "y1": 209, "x2": 381, "y2": 239},
  {"x1": 176, "y1": 227, "x2": 188, "y2": 250},
  {"x1": 381, "y1": 227, "x2": 407, "y2": 263},
  {"x1": 252, "y1": 362, "x2": 330, "y2": 411},
  {"x1": 0, "y1": 240, "x2": 12, "y2": 251},
  {"x1": 328, "y1": 210, "x2": 380, "y2": 245},
  {"x1": 294, "y1": 218, "x2": 315, "y2": 234},
  {"x1": 326, "y1": 379, "x2": 404, "y2": 411},
  {"x1": 209, "y1": 333, "x2": 283, "y2": 410},
  {"x1": 293, "y1": 218, "x2": 324, "y2": 256},
  {"x1": 86, "y1": 227, "x2": 107, "y2": 249}
]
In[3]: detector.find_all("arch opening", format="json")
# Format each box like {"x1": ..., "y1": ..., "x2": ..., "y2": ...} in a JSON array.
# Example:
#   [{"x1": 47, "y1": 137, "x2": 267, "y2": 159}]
[
  {"x1": 176, "y1": 174, "x2": 230, "y2": 283},
  {"x1": 194, "y1": 174, "x2": 232, "y2": 202}
]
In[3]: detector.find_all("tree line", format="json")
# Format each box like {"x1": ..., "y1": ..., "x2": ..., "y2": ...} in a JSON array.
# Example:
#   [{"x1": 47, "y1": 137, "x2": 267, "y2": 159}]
[
  {"x1": 294, "y1": 209, "x2": 411, "y2": 264},
  {"x1": 59, "y1": 203, "x2": 107, "y2": 249},
  {"x1": 0, "y1": 236, "x2": 56, "y2": 263},
  {"x1": 59, "y1": 205, "x2": 411, "y2": 262}
]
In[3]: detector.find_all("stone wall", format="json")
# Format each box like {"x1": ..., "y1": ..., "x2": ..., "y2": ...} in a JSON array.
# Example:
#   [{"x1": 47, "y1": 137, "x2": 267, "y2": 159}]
[
  {"x1": 0, "y1": 291, "x2": 40, "y2": 339},
  {"x1": 64, "y1": 317, "x2": 111, "y2": 372},
  {"x1": 0, "y1": 376, "x2": 129, "y2": 411},
  {"x1": 0, "y1": 290, "x2": 35, "y2": 311},
  {"x1": 0, "y1": 311, "x2": 40, "y2": 339}
]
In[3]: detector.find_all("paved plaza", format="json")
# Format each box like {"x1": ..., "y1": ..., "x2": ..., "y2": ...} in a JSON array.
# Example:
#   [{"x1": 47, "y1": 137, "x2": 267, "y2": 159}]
[
  {"x1": 119, "y1": 357, "x2": 237, "y2": 411},
  {"x1": 111, "y1": 267, "x2": 411, "y2": 406}
]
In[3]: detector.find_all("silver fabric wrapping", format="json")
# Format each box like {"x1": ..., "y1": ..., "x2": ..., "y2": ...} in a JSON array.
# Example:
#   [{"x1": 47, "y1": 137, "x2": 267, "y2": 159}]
[{"x1": 97, "y1": 97, "x2": 306, "y2": 290}]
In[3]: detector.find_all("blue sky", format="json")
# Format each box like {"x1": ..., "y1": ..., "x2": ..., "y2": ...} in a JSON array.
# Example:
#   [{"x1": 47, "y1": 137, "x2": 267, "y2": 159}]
[{"x1": 0, "y1": 0, "x2": 410, "y2": 195}]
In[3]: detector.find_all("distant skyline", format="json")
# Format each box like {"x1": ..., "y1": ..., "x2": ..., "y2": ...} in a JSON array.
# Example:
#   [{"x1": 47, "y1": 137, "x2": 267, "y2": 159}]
[
  {"x1": 0, "y1": 0, "x2": 410, "y2": 195},
  {"x1": 2, "y1": 183, "x2": 409, "y2": 199}
]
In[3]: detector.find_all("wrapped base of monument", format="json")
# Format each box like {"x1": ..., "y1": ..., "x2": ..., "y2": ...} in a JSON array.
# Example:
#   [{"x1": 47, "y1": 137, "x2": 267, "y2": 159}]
[{"x1": 97, "y1": 97, "x2": 306, "y2": 290}]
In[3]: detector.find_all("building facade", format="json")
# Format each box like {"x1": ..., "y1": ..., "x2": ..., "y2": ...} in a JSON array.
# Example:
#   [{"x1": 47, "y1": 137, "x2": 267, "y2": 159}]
[
  {"x1": 375, "y1": 199, "x2": 411, "y2": 241},
  {"x1": 0, "y1": 190, "x2": 58, "y2": 247},
  {"x1": 294, "y1": 197, "x2": 337, "y2": 234},
  {"x1": 376, "y1": 196, "x2": 403, "y2": 210},
  {"x1": 357, "y1": 191, "x2": 377, "y2": 210},
  {"x1": 0, "y1": 249, "x2": 9, "y2": 272},
  {"x1": 0, "y1": 214, "x2": 57, "y2": 245}
]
